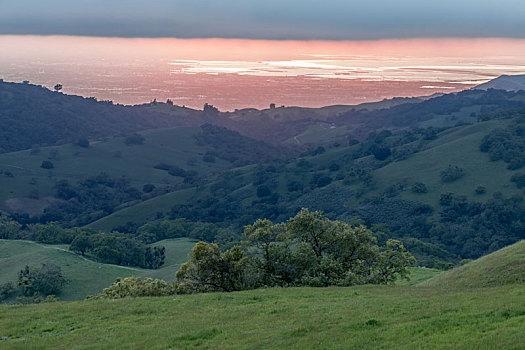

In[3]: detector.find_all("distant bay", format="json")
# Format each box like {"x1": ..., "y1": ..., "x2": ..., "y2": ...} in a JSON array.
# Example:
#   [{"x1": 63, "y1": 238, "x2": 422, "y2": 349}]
[{"x1": 1, "y1": 36, "x2": 525, "y2": 110}]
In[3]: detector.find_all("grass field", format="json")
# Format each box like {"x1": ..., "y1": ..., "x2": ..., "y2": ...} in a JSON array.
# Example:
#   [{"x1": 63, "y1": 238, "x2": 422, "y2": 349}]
[
  {"x1": 1, "y1": 236, "x2": 525, "y2": 349},
  {"x1": 0, "y1": 238, "x2": 196, "y2": 301},
  {"x1": 1, "y1": 284, "x2": 524, "y2": 349}
]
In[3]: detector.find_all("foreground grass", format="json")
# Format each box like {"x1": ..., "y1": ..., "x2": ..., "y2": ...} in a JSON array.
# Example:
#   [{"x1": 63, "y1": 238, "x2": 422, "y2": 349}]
[{"x1": 1, "y1": 285, "x2": 524, "y2": 349}]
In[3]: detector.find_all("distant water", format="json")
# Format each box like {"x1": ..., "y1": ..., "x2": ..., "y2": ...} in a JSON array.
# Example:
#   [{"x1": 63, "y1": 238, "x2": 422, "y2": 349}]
[{"x1": 1, "y1": 36, "x2": 525, "y2": 111}]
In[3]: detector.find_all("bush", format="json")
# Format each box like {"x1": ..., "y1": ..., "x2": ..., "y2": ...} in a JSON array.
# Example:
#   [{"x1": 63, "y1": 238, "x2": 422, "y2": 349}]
[
  {"x1": 475, "y1": 186, "x2": 486, "y2": 195},
  {"x1": 440, "y1": 165, "x2": 464, "y2": 182},
  {"x1": 15, "y1": 295, "x2": 59, "y2": 304},
  {"x1": 312, "y1": 175, "x2": 332, "y2": 188},
  {"x1": 40, "y1": 160, "x2": 54, "y2": 169},
  {"x1": 371, "y1": 145, "x2": 391, "y2": 161},
  {"x1": 411, "y1": 182, "x2": 428, "y2": 193},
  {"x1": 17, "y1": 264, "x2": 66, "y2": 296},
  {"x1": 0, "y1": 282, "x2": 15, "y2": 301},
  {"x1": 142, "y1": 184, "x2": 156, "y2": 193},
  {"x1": 510, "y1": 173, "x2": 525, "y2": 188},
  {"x1": 91, "y1": 277, "x2": 176, "y2": 299}
]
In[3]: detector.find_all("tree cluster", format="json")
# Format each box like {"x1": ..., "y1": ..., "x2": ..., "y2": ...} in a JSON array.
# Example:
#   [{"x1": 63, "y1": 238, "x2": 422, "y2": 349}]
[
  {"x1": 175, "y1": 209, "x2": 415, "y2": 293},
  {"x1": 70, "y1": 233, "x2": 165, "y2": 269}
]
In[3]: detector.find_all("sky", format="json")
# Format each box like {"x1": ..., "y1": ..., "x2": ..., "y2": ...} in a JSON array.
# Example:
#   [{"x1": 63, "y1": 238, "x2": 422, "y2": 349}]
[
  {"x1": 1, "y1": 0, "x2": 525, "y2": 40},
  {"x1": 1, "y1": 1, "x2": 525, "y2": 110}
]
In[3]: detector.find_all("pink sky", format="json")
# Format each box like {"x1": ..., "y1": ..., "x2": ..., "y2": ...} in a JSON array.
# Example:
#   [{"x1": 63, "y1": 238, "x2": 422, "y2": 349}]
[{"x1": 1, "y1": 36, "x2": 525, "y2": 110}]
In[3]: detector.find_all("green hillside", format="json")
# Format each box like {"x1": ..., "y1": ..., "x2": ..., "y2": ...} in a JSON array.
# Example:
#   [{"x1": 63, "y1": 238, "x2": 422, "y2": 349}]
[
  {"x1": 0, "y1": 238, "x2": 195, "y2": 301},
  {"x1": 82, "y1": 115, "x2": 525, "y2": 264},
  {"x1": 360, "y1": 119, "x2": 518, "y2": 206},
  {"x1": 4, "y1": 240, "x2": 525, "y2": 349},
  {"x1": 86, "y1": 188, "x2": 197, "y2": 232},
  {"x1": 1, "y1": 285, "x2": 524, "y2": 349},
  {"x1": 422, "y1": 240, "x2": 525, "y2": 288},
  {"x1": 0, "y1": 127, "x2": 223, "y2": 212}
]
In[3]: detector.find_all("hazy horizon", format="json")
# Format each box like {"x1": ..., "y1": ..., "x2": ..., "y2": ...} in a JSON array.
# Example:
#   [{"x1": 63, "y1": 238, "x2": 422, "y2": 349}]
[{"x1": 1, "y1": 36, "x2": 525, "y2": 110}]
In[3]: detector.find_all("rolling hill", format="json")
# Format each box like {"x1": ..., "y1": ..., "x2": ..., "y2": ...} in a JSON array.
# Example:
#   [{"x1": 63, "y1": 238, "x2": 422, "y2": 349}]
[
  {"x1": 475, "y1": 74, "x2": 525, "y2": 91},
  {"x1": 3, "y1": 238, "x2": 525, "y2": 348},
  {"x1": 0, "y1": 238, "x2": 196, "y2": 301},
  {"x1": 0, "y1": 124, "x2": 285, "y2": 219},
  {"x1": 422, "y1": 240, "x2": 525, "y2": 288}
]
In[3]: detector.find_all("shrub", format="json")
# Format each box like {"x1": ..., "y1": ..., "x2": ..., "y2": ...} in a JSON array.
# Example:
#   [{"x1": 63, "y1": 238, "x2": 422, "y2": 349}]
[
  {"x1": 142, "y1": 184, "x2": 156, "y2": 193},
  {"x1": 411, "y1": 182, "x2": 428, "y2": 193},
  {"x1": 91, "y1": 277, "x2": 176, "y2": 299},
  {"x1": 440, "y1": 165, "x2": 464, "y2": 182},
  {"x1": 41, "y1": 160, "x2": 54, "y2": 169},
  {"x1": 510, "y1": 173, "x2": 525, "y2": 188},
  {"x1": 168, "y1": 166, "x2": 187, "y2": 177},
  {"x1": 17, "y1": 264, "x2": 66, "y2": 296},
  {"x1": 0, "y1": 282, "x2": 15, "y2": 301},
  {"x1": 475, "y1": 186, "x2": 486, "y2": 195},
  {"x1": 312, "y1": 174, "x2": 332, "y2": 188},
  {"x1": 370, "y1": 145, "x2": 391, "y2": 161}
]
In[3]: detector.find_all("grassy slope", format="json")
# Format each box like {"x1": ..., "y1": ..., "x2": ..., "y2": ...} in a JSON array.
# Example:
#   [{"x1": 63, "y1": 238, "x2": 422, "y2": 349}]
[
  {"x1": 422, "y1": 240, "x2": 525, "y2": 288},
  {"x1": 1, "y1": 285, "x2": 524, "y2": 349},
  {"x1": 0, "y1": 238, "x2": 196, "y2": 301},
  {"x1": 356, "y1": 119, "x2": 519, "y2": 207},
  {"x1": 86, "y1": 188, "x2": 196, "y2": 232},
  {"x1": 396, "y1": 267, "x2": 442, "y2": 286},
  {"x1": 0, "y1": 126, "x2": 231, "y2": 215},
  {"x1": 2, "y1": 233, "x2": 525, "y2": 349}
]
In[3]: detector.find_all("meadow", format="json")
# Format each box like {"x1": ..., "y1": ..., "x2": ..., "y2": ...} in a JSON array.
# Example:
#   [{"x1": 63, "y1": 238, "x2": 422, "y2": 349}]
[
  {"x1": 0, "y1": 284, "x2": 524, "y2": 349},
  {"x1": 0, "y1": 238, "x2": 196, "y2": 301},
  {"x1": 1, "y1": 241, "x2": 525, "y2": 349}
]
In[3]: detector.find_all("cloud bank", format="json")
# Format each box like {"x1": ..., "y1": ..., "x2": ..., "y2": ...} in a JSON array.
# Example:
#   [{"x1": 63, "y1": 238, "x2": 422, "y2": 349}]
[{"x1": 1, "y1": 0, "x2": 524, "y2": 39}]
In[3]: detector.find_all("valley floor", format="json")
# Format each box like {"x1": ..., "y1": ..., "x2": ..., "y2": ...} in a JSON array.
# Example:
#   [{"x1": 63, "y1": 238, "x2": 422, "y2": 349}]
[{"x1": 1, "y1": 285, "x2": 524, "y2": 349}]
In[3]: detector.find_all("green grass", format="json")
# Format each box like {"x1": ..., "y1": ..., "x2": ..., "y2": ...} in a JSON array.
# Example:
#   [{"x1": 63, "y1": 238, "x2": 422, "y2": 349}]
[
  {"x1": 1, "y1": 285, "x2": 524, "y2": 349},
  {"x1": 397, "y1": 267, "x2": 443, "y2": 286},
  {"x1": 86, "y1": 188, "x2": 197, "y2": 232},
  {"x1": 422, "y1": 240, "x2": 525, "y2": 288},
  {"x1": 1, "y1": 236, "x2": 525, "y2": 349},
  {"x1": 355, "y1": 120, "x2": 520, "y2": 207},
  {"x1": 0, "y1": 238, "x2": 196, "y2": 301}
]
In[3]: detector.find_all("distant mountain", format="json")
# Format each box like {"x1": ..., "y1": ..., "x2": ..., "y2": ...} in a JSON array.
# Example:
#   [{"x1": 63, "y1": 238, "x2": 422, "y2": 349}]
[{"x1": 474, "y1": 74, "x2": 525, "y2": 91}]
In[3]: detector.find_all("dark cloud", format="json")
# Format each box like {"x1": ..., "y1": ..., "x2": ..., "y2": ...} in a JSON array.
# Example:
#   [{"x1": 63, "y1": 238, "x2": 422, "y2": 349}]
[{"x1": 1, "y1": 0, "x2": 524, "y2": 39}]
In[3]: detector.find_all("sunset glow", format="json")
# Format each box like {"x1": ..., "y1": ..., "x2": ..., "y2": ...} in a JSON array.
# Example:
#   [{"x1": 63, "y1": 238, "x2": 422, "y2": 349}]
[{"x1": 1, "y1": 36, "x2": 525, "y2": 110}]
